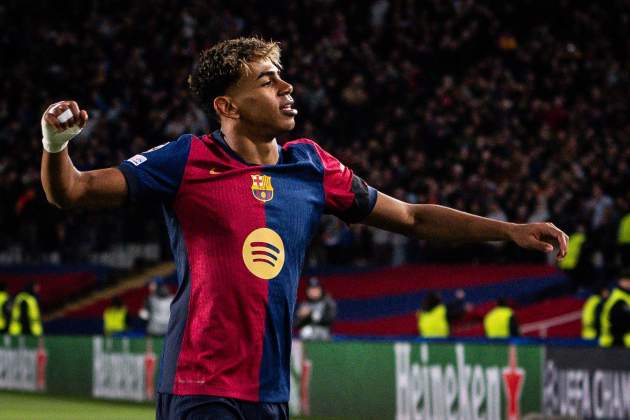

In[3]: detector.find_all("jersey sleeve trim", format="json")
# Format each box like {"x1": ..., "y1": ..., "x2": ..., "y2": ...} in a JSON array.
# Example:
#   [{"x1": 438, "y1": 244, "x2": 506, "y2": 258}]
[{"x1": 337, "y1": 176, "x2": 378, "y2": 223}]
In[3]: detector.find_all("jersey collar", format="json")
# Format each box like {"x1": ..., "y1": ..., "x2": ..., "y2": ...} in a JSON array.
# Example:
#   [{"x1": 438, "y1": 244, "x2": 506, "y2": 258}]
[{"x1": 211, "y1": 130, "x2": 283, "y2": 166}]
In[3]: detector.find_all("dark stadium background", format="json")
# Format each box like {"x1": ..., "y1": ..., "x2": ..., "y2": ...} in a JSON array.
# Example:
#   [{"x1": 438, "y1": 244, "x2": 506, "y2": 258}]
[{"x1": 1, "y1": 1, "x2": 629, "y2": 419}]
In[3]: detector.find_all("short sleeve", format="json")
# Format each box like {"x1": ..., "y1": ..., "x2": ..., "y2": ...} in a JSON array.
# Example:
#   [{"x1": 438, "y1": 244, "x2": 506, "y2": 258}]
[
  {"x1": 309, "y1": 141, "x2": 378, "y2": 223},
  {"x1": 118, "y1": 134, "x2": 193, "y2": 203}
]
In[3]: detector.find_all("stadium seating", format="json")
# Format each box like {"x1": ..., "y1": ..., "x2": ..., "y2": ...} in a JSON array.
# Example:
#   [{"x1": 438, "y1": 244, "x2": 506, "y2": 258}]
[
  {"x1": 0, "y1": 265, "x2": 107, "y2": 309},
  {"x1": 304, "y1": 264, "x2": 578, "y2": 338}
]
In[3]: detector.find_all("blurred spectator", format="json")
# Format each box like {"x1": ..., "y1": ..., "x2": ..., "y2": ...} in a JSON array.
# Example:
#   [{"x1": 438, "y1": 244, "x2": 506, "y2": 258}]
[
  {"x1": 599, "y1": 266, "x2": 630, "y2": 348},
  {"x1": 588, "y1": 185, "x2": 614, "y2": 230},
  {"x1": 8, "y1": 282, "x2": 43, "y2": 337},
  {"x1": 103, "y1": 297, "x2": 128, "y2": 336},
  {"x1": 581, "y1": 286, "x2": 608, "y2": 340},
  {"x1": 486, "y1": 202, "x2": 508, "y2": 222},
  {"x1": 483, "y1": 297, "x2": 519, "y2": 339},
  {"x1": 0, "y1": 1, "x2": 629, "y2": 270},
  {"x1": 295, "y1": 277, "x2": 337, "y2": 341},
  {"x1": 417, "y1": 289, "x2": 467, "y2": 338},
  {"x1": 0, "y1": 282, "x2": 9, "y2": 334},
  {"x1": 139, "y1": 280, "x2": 173, "y2": 337},
  {"x1": 451, "y1": 288, "x2": 470, "y2": 317},
  {"x1": 558, "y1": 225, "x2": 587, "y2": 281},
  {"x1": 619, "y1": 211, "x2": 630, "y2": 262},
  {"x1": 418, "y1": 292, "x2": 447, "y2": 337}
]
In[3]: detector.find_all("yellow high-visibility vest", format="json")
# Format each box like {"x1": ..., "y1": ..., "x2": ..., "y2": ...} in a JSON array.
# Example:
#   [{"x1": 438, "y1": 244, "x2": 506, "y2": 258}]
[
  {"x1": 618, "y1": 214, "x2": 630, "y2": 244},
  {"x1": 8, "y1": 292, "x2": 42, "y2": 336},
  {"x1": 103, "y1": 306, "x2": 127, "y2": 335},
  {"x1": 581, "y1": 295, "x2": 601, "y2": 339},
  {"x1": 483, "y1": 306, "x2": 514, "y2": 338},
  {"x1": 558, "y1": 232, "x2": 586, "y2": 270},
  {"x1": 0, "y1": 291, "x2": 8, "y2": 331},
  {"x1": 599, "y1": 288, "x2": 630, "y2": 348},
  {"x1": 418, "y1": 304, "x2": 449, "y2": 337}
]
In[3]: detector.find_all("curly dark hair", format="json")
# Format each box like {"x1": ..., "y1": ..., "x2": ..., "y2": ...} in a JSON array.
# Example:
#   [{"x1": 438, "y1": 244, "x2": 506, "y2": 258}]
[{"x1": 188, "y1": 37, "x2": 282, "y2": 119}]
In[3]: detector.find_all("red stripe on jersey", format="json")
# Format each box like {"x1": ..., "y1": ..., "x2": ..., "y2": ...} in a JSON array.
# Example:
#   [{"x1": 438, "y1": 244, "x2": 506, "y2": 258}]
[
  {"x1": 172, "y1": 136, "x2": 269, "y2": 400},
  {"x1": 286, "y1": 139, "x2": 355, "y2": 214}
]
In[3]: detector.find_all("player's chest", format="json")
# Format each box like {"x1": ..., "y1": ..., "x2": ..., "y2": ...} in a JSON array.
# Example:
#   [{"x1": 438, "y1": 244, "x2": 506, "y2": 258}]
[{"x1": 174, "y1": 165, "x2": 324, "y2": 230}]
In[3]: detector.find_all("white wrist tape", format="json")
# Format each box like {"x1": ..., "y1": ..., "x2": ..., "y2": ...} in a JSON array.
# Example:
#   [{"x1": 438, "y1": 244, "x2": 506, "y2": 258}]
[
  {"x1": 41, "y1": 108, "x2": 83, "y2": 153},
  {"x1": 57, "y1": 109, "x2": 73, "y2": 124}
]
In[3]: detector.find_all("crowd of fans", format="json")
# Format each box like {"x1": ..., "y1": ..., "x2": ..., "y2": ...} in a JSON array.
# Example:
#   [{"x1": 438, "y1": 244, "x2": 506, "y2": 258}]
[{"x1": 1, "y1": 1, "x2": 628, "y2": 277}]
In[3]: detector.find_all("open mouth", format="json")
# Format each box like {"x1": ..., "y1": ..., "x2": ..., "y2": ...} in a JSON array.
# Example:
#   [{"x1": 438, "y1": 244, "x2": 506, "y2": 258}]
[{"x1": 280, "y1": 102, "x2": 298, "y2": 116}]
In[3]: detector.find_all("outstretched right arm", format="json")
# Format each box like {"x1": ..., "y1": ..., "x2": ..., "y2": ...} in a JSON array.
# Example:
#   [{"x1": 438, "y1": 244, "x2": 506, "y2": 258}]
[{"x1": 40, "y1": 100, "x2": 128, "y2": 209}]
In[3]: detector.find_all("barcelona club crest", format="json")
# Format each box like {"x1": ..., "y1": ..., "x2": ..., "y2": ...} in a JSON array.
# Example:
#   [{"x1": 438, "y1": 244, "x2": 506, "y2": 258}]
[{"x1": 251, "y1": 174, "x2": 274, "y2": 202}]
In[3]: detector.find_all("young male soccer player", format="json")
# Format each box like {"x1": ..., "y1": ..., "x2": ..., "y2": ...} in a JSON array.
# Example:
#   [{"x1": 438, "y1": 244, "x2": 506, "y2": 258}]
[{"x1": 41, "y1": 37, "x2": 568, "y2": 419}]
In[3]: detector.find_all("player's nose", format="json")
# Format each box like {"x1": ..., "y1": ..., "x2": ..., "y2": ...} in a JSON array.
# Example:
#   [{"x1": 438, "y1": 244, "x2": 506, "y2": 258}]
[{"x1": 278, "y1": 79, "x2": 293, "y2": 95}]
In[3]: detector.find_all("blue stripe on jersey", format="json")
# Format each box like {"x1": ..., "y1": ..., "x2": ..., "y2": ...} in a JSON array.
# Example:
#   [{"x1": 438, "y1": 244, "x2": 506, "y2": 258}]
[
  {"x1": 118, "y1": 134, "x2": 192, "y2": 204},
  {"x1": 119, "y1": 134, "x2": 193, "y2": 393},
  {"x1": 257, "y1": 144, "x2": 325, "y2": 402},
  {"x1": 158, "y1": 204, "x2": 192, "y2": 393}
]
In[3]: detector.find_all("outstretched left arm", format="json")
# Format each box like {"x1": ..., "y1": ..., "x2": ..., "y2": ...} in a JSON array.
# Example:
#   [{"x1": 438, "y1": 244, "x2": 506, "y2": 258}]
[{"x1": 363, "y1": 192, "x2": 569, "y2": 260}]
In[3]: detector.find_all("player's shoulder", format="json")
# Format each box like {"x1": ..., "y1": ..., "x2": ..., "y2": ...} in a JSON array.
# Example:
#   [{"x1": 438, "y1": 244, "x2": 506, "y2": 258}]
[
  {"x1": 283, "y1": 137, "x2": 334, "y2": 158},
  {"x1": 123, "y1": 134, "x2": 194, "y2": 167},
  {"x1": 282, "y1": 138, "x2": 330, "y2": 167},
  {"x1": 145, "y1": 134, "x2": 194, "y2": 154},
  {"x1": 283, "y1": 137, "x2": 320, "y2": 149},
  {"x1": 170, "y1": 133, "x2": 196, "y2": 148},
  {"x1": 283, "y1": 137, "x2": 344, "y2": 172}
]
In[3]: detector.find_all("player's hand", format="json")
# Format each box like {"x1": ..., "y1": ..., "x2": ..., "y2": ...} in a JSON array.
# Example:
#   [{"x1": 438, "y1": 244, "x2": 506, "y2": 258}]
[
  {"x1": 41, "y1": 100, "x2": 89, "y2": 153},
  {"x1": 509, "y1": 222, "x2": 569, "y2": 260}
]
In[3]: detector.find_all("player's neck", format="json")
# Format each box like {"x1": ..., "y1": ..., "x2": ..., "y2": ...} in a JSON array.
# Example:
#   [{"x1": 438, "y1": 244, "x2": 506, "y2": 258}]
[{"x1": 221, "y1": 126, "x2": 279, "y2": 166}]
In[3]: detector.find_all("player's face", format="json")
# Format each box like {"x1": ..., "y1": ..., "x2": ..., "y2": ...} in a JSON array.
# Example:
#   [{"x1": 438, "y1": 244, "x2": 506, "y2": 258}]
[
  {"x1": 306, "y1": 286, "x2": 322, "y2": 300},
  {"x1": 229, "y1": 59, "x2": 297, "y2": 137}
]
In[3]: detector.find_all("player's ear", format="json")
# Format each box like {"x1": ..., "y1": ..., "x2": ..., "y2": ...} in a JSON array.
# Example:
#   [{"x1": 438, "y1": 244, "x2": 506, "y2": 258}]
[{"x1": 214, "y1": 96, "x2": 239, "y2": 120}]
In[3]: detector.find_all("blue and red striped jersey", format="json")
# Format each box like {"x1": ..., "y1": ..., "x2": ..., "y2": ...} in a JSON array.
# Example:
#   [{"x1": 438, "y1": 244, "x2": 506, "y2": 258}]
[{"x1": 118, "y1": 130, "x2": 377, "y2": 402}]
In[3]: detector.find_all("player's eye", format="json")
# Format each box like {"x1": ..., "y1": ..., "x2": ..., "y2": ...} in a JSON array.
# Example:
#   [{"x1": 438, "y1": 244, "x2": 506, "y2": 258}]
[{"x1": 262, "y1": 80, "x2": 273, "y2": 87}]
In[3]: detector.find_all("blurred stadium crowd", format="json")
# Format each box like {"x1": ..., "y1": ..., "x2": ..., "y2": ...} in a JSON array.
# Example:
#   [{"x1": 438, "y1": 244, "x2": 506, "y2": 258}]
[{"x1": 0, "y1": 1, "x2": 628, "y2": 280}]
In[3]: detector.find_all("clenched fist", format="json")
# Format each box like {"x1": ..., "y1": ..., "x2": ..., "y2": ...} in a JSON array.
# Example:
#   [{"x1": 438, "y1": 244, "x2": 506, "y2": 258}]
[{"x1": 41, "y1": 100, "x2": 88, "y2": 153}]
